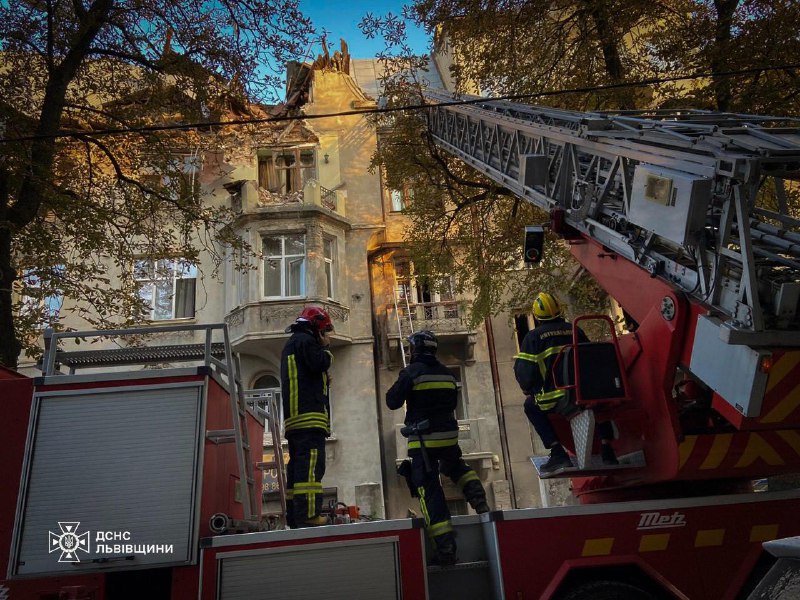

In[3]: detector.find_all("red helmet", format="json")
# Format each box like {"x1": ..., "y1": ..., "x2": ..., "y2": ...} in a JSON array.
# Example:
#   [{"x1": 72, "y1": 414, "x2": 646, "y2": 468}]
[{"x1": 297, "y1": 306, "x2": 333, "y2": 333}]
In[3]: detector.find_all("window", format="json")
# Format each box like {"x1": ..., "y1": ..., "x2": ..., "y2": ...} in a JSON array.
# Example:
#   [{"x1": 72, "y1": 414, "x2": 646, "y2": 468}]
[
  {"x1": 389, "y1": 186, "x2": 414, "y2": 212},
  {"x1": 514, "y1": 314, "x2": 532, "y2": 350},
  {"x1": 447, "y1": 365, "x2": 467, "y2": 420},
  {"x1": 20, "y1": 267, "x2": 63, "y2": 328},
  {"x1": 134, "y1": 258, "x2": 197, "y2": 320},
  {"x1": 258, "y1": 148, "x2": 315, "y2": 194},
  {"x1": 143, "y1": 153, "x2": 201, "y2": 200},
  {"x1": 393, "y1": 260, "x2": 459, "y2": 321},
  {"x1": 247, "y1": 374, "x2": 283, "y2": 432},
  {"x1": 323, "y1": 236, "x2": 337, "y2": 300},
  {"x1": 390, "y1": 190, "x2": 404, "y2": 212},
  {"x1": 263, "y1": 234, "x2": 306, "y2": 297}
]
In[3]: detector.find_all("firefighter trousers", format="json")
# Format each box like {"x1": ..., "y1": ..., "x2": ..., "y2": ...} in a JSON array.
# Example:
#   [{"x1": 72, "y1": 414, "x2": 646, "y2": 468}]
[
  {"x1": 409, "y1": 443, "x2": 487, "y2": 554},
  {"x1": 524, "y1": 395, "x2": 615, "y2": 449},
  {"x1": 286, "y1": 429, "x2": 326, "y2": 528}
]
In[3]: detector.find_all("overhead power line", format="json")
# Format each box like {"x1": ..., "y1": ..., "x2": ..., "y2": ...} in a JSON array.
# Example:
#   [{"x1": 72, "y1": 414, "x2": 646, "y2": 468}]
[{"x1": 1, "y1": 62, "x2": 799, "y2": 144}]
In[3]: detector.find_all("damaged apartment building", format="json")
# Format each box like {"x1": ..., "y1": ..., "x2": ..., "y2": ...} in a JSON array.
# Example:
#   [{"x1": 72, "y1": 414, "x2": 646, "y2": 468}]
[{"x1": 19, "y1": 42, "x2": 556, "y2": 520}]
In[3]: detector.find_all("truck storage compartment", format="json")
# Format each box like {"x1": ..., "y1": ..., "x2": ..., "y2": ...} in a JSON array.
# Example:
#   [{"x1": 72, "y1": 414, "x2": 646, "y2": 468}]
[{"x1": 10, "y1": 380, "x2": 205, "y2": 576}]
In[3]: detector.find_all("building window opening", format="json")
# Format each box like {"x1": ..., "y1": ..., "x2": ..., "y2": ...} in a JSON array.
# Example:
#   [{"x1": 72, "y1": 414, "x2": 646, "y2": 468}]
[
  {"x1": 323, "y1": 236, "x2": 337, "y2": 300},
  {"x1": 389, "y1": 186, "x2": 414, "y2": 212},
  {"x1": 514, "y1": 314, "x2": 532, "y2": 350},
  {"x1": 134, "y1": 258, "x2": 197, "y2": 320},
  {"x1": 263, "y1": 233, "x2": 306, "y2": 297},
  {"x1": 20, "y1": 266, "x2": 64, "y2": 328},
  {"x1": 259, "y1": 148, "x2": 315, "y2": 194}
]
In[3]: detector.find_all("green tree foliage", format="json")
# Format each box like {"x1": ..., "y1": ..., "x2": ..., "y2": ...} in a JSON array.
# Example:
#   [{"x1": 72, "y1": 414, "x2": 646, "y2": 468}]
[
  {"x1": 361, "y1": 0, "x2": 799, "y2": 327},
  {"x1": 0, "y1": 0, "x2": 314, "y2": 367}
]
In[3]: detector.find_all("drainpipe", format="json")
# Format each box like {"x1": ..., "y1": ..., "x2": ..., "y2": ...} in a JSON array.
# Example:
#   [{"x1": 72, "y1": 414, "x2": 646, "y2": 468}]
[
  {"x1": 367, "y1": 246, "x2": 390, "y2": 517},
  {"x1": 484, "y1": 314, "x2": 517, "y2": 509}
]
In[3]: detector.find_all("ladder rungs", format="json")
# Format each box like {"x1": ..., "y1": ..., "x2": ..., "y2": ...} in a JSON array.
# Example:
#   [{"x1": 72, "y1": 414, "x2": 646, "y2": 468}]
[
  {"x1": 207, "y1": 429, "x2": 236, "y2": 443},
  {"x1": 256, "y1": 461, "x2": 277, "y2": 470}
]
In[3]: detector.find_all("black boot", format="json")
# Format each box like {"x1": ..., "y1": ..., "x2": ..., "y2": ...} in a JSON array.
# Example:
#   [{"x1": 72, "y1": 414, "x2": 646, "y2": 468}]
[
  {"x1": 433, "y1": 535, "x2": 457, "y2": 566},
  {"x1": 464, "y1": 481, "x2": 491, "y2": 514},
  {"x1": 541, "y1": 444, "x2": 572, "y2": 474},
  {"x1": 601, "y1": 443, "x2": 619, "y2": 465}
]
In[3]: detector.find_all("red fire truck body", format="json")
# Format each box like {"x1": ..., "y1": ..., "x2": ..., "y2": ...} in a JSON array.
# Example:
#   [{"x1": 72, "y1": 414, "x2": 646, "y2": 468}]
[{"x1": 2, "y1": 357, "x2": 800, "y2": 600}]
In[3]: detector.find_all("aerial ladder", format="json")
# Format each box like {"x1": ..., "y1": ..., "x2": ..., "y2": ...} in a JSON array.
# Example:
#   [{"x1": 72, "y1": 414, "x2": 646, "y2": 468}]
[{"x1": 423, "y1": 89, "x2": 800, "y2": 501}]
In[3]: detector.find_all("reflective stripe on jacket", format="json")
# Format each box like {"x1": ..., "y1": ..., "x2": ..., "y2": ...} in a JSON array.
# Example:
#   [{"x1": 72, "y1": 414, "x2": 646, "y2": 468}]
[
  {"x1": 281, "y1": 327, "x2": 333, "y2": 434},
  {"x1": 386, "y1": 354, "x2": 459, "y2": 434},
  {"x1": 514, "y1": 318, "x2": 588, "y2": 411}
]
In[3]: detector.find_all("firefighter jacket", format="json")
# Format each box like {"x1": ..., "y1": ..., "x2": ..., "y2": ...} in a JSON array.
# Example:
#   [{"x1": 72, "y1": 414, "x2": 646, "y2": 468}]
[
  {"x1": 514, "y1": 318, "x2": 588, "y2": 411},
  {"x1": 386, "y1": 354, "x2": 459, "y2": 449},
  {"x1": 281, "y1": 326, "x2": 333, "y2": 435}
]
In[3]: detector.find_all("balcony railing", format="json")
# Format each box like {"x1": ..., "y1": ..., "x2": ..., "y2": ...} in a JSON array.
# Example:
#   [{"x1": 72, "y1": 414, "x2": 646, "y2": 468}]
[
  {"x1": 320, "y1": 185, "x2": 337, "y2": 211},
  {"x1": 387, "y1": 301, "x2": 466, "y2": 337}
]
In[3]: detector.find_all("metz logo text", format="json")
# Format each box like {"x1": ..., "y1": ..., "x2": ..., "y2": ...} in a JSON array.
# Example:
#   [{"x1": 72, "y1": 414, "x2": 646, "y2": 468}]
[
  {"x1": 637, "y1": 511, "x2": 687, "y2": 530},
  {"x1": 49, "y1": 522, "x2": 90, "y2": 563}
]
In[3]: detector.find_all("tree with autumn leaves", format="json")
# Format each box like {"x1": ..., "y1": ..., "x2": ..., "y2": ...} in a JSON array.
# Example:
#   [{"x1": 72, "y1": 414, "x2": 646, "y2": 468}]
[
  {"x1": 361, "y1": 0, "x2": 800, "y2": 327},
  {"x1": 0, "y1": 0, "x2": 314, "y2": 367}
]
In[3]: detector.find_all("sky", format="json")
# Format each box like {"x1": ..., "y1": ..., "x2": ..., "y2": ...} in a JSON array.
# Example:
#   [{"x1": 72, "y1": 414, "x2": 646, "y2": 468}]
[{"x1": 299, "y1": 0, "x2": 432, "y2": 59}]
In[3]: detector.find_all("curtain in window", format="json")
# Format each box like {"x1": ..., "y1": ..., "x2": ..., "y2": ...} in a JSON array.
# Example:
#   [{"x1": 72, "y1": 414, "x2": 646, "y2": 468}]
[{"x1": 258, "y1": 156, "x2": 278, "y2": 191}]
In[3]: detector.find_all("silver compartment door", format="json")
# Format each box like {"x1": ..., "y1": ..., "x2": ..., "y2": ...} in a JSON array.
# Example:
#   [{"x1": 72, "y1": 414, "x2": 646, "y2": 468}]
[
  {"x1": 11, "y1": 383, "x2": 203, "y2": 576},
  {"x1": 218, "y1": 538, "x2": 401, "y2": 600}
]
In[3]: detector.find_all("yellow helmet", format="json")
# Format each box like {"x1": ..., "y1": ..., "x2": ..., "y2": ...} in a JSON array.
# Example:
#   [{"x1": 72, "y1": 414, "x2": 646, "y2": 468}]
[{"x1": 532, "y1": 292, "x2": 562, "y2": 320}]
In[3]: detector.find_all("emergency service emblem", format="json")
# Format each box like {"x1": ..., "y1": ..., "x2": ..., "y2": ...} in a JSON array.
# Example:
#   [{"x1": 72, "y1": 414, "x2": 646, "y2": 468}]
[{"x1": 49, "y1": 521, "x2": 90, "y2": 562}]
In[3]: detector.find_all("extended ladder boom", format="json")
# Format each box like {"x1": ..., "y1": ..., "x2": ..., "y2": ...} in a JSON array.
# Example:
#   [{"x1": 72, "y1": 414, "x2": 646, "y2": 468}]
[{"x1": 424, "y1": 89, "x2": 800, "y2": 346}]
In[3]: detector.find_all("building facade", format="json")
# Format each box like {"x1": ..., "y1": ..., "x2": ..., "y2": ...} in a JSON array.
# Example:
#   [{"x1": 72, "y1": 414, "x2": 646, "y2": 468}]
[{"x1": 17, "y1": 47, "x2": 560, "y2": 520}]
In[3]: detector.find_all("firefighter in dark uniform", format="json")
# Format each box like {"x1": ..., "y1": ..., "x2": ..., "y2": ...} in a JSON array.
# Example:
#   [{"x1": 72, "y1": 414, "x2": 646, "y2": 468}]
[
  {"x1": 514, "y1": 292, "x2": 618, "y2": 474},
  {"x1": 281, "y1": 305, "x2": 334, "y2": 528},
  {"x1": 387, "y1": 330, "x2": 490, "y2": 565}
]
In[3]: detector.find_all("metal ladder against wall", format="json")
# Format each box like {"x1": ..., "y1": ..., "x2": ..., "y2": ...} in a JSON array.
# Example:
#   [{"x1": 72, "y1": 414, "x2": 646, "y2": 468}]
[
  {"x1": 247, "y1": 387, "x2": 288, "y2": 526},
  {"x1": 391, "y1": 265, "x2": 415, "y2": 367},
  {"x1": 219, "y1": 330, "x2": 259, "y2": 521}
]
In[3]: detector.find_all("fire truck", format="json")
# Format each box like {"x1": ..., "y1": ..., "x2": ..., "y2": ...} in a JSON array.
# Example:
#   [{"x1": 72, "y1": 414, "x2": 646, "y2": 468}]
[{"x1": 3, "y1": 92, "x2": 800, "y2": 599}]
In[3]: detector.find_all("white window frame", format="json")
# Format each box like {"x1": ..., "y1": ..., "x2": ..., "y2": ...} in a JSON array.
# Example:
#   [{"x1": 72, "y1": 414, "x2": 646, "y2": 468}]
[
  {"x1": 323, "y1": 235, "x2": 337, "y2": 300},
  {"x1": 262, "y1": 233, "x2": 306, "y2": 298},
  {"x1": 134, "y1": 258, "x2": 197, "y2": 321}
]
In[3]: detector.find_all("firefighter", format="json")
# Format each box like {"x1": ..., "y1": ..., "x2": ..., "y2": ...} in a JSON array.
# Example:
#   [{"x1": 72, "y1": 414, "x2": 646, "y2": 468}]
[
  {"x1": 514, "y1": 292, "x2": 618, "y2": 474},
  {"x1": 281, "y1": 305, "x2": 334, "y2": 528},
  {"x1": 387, "y1": 330, "x2": 490, "y2": 565}
]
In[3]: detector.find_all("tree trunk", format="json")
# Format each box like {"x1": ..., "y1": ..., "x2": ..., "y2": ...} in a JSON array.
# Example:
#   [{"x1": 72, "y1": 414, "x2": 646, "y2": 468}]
[
  {"x1": 0, "y1": 0, "x2": 115, "y2": 368},
  {"x1": 0, "y1": 227, "x2": 21, "y2": 369},
  {"x1": 711, "y1": 0, "x2": 740, "y2": 112},
  {"x1": 584, "y1": 0, "x2": 632, "y2": 109}
]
